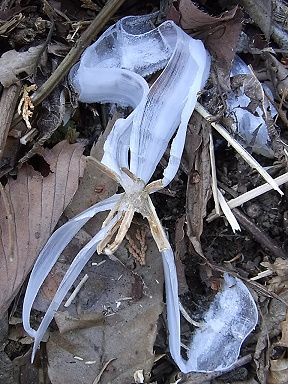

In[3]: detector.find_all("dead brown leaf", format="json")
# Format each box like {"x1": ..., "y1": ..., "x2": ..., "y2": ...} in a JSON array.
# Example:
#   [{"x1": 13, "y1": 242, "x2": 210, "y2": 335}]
[
  {"x1": 0, "y1": 141, "x2": 85, "y2": 313},
  {"x1": 261, "y1": 258, "x2": 288, "y2": 293},
  {"x1": 0, "y1": 45, "x2": 45, "y2": 87},
  {"x1": 65, "y1": 114, "x2": 118, "y2": 236},
  {"x1": 264, "y1": 52, "x2": 288, "y2": 102},
  {"x1": 168, "y1": 0, "x2": 243, "y2": 88},
  {"x1": 175, "y1": 215, "x2": 189, "y2": 295},
  {"x1": 278, "y1": 315, "x2": 288, "y2": 348},
  {"x1": 46, "y1": 236, "x2": 164, "y2": 384},
  {"x1": 185, "y1": 112, "x2": 211, "y2": 247},
  {"x1": 268, "y1": 358, "x2": 288, "y2": 384}
]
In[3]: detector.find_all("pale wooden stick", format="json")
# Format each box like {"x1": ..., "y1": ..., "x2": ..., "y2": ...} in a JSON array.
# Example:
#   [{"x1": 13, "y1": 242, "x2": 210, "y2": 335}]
[
  {"x1": 217, "y1": 188, "x2": 241, "y2": 233},
  {"x1": 207, "y1": 172, "x2": 288, "y2": 222},
  {"x1": 195, "y1": 102, "x2": 283, "y2": 195},
  {"x1": 250, "y1": 270, "x2": 273, "y2": 281},
  {"x1": 228, "y1": 172, "x2": 288, "y2": 209},
  {"x1": 64, "y1": 274, "x2": 89, "y2": 307},
  {"x1": 209, "y1": 132, "x2": 220, "y2": 215}
]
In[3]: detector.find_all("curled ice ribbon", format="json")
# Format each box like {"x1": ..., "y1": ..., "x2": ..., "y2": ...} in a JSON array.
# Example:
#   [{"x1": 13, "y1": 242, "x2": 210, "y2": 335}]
[{"x1": 23, "y1": 14, "x2": 258, "y2": 372}]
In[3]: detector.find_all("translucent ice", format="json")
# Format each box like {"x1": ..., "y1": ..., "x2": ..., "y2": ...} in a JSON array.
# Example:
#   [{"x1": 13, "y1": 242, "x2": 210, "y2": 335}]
[
  {"x1": 70, "y1": 13, "x2": 210, "y2": 187},
  {"x1": 162, "y1": 250, "x2": 258, "y2": 373},
  {"x1": 22, "y1": 14, "x2": 258, "y2": 374},
  {"x1": 227, "y1": 56, "x2": 276, "y2": 157}
]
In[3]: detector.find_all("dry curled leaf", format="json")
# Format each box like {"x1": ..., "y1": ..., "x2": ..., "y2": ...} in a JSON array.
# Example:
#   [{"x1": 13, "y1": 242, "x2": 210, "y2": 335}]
[
  {"x1": 0, "y1": 45, "x2": 45, "y2": 87},
  {"x1": 277, "y1": 315, "x2": 288, "y2": 348},
  {"x1": 185, "y1": 113, "x2": 211, "y2": 246},
  {"x1": 0, "y1": 141, "x2": 85, "y2": 313},
  {"x1": 261, "y1": 258, "x2": 288, "y2": 293},
  {"x1": 268, "y1": 358, "x2": 288, "y2": 384},
  {"x1": 168, "y1": 0, "x2": 243, "y2": 88}
]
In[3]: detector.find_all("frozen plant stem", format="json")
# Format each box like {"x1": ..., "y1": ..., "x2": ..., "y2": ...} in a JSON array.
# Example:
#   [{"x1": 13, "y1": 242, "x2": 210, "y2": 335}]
[
  {"x1": 22, "y1": 14, "x2": 258, "y2": 374},
  {"x1": 195, "y1": 103, "x2": 283, "y2": 195}
]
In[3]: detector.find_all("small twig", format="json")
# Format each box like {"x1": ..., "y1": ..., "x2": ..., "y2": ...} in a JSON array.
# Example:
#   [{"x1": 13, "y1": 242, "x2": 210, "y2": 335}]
[
  {"x1": 233, "y1": 208, "x2": 287, "y2": 260},
  {"x1": 20, "y1": 128, "x2": 38, "y2": 145},
  {"x1": 93, "y1": 358, "x2": 116, "y2": 384},
  {"x1": 207, "y1": 172, "x2": 288, "y2": 222},
  {"x1": 250, "y1": 269, "x2": 273, "y2": 281},
  {"x1": 217, "y1": 188, "x2": 241, "y2": 232},
  {"x1": 195, "y1": 102, "x2": 283, "y2": 195},
  {"x1": 226, "y1": 172, "x2": 288, "y2": 209},
  {"x1": 209, "y1": 132, "x2": 220, "y2": 215},
  {"x1": 64, "y1": 274, "x2": 89, "y2": 307},
  {"x1": 179, "y1": 301, "x2": 203, "y2": 327}
]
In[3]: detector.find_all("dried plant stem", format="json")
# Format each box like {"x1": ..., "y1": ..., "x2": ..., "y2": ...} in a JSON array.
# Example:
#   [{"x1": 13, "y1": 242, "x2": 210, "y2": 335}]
[
  {"x1": 31, "y1": 0, "x2": 126, "y2": 107},
  {"x1": 0, "y1": 83, "x2": 21, "y2": 159},
  {"x1": 207, "y1": 172, "x2": 288, "y2": 222},
  {"x1": 233, "y1": 208, "x2": 287, "y2": 259},
  {"x1": 179, "y1": 301, "x2": 202, "y2": 327},
  {"x1": 250, "y1": 269, "x2": 273, "y2": 281},
  {"x1": 64, "y1": 274, "x2": 89, "y2": 307},
  {"x1": 195, "y1": 102, "x2": 283, "y2": 195},
  {"x1": 217, "y1": 188, "x2": 240, "y2": 233},
  {"x1": 228, "y1": 172, "x2": 288, "y2": 208},
  {"x1": 209, "y1": 132, "x2": 220, "y2": 215},
  {"x1": 93, "y1": 358, "x2": 116, "y2": 384}
]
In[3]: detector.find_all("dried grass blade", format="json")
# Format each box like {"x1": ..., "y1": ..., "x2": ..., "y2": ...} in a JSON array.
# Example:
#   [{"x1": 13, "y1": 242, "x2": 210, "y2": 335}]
[
  {"x1": 195, "y1": 102, "x2": 283, "y2": 195},
  {"x1": 217, "y1": 188, "x2": 241, "y2": 233}
]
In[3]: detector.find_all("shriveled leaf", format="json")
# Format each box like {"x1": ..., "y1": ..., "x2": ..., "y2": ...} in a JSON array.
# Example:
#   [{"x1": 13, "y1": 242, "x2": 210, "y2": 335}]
[
  {"x1": 264, "y1": 52, "x2": 288, "y2": 99},
  {"x1": 261, "y1": 258, "x2": 288, "y2": 293},
  {"x1": 254, "y1": 290, "x2": 288, "y2": 382},
  {"x1": 18, "y1": 63, "x2": 67, "y2": 165},
  {"x1": 278, "y1": 316, "x2": 288, "y2": 348},
  {"x1": 175, "y1": 215, "x2": 189, "y2": 295},
  {"x1": 0, "y1": 45, "x2": 45, "y2": 87},
  {"x1": 168, "y1": 0, "x2": 243, "y2": 88},
  {"x1": 185, "y1": 113, "x2": 211, "y2": 246},
  {"x1": 0, "y1": 141, "x2": 85, "y2": 313}
]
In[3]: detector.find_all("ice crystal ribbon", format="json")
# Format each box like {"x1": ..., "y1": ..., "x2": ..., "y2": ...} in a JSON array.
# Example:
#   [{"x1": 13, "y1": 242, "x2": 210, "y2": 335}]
[{"x1": 23, "y1": 14, "x2": 258, "y2": 372}]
